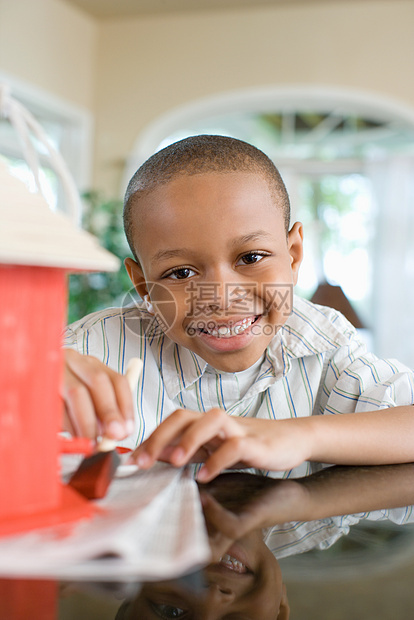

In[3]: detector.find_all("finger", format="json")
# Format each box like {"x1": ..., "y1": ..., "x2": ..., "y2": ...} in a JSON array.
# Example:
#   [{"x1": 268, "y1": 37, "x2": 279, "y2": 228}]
[
  {"x1": 101, "y1": 370, "x2": 135, "y2": 437},
  {"x1": 65, "y1": 351, "x2": 134, "y2": 439},
  {"x1": 201, "y1": 487, "x2": 274, "y2": 538},
  {"x1": 63, "y1": 366, "x2": 100, "y2": 439},
  {"x1": 154, "y1": 445, "x2": 213, "y2": 466},
  {"x1": 113, "y1": 357, "x2": 141, "y2": 435},
  {"x1": 62, "y1": 402, "x2": 79, "y2": 437},
  {"x1": 65, "y1": 363, "x2": 122, "y2": 438},
  {"x1": 199, "y1": 493, "x2": 235, "y2": 560},
  {"x1": 196, "y1": 436, "x2": 251, "y2": 483},
  {"x1": 200, "y1": 491, "x2": 241, "y2": 537},
  {"x1": 168, "y1": 409, "x2": 243, "y2": 467},
  {"x1": 132, "y1": 409, "x2": 202, "y2": 467}
]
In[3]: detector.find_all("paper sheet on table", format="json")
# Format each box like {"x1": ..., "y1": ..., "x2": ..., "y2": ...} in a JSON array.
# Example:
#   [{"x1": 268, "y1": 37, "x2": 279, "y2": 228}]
[{"x1": 0, "y1": 463, "x2": 211, "y2": 581}]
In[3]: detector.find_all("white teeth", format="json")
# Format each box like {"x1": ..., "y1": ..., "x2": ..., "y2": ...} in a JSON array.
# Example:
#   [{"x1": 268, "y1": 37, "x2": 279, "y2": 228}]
[
  {"x1": 219, "y1": 554, "x2": 247, "y2": 573},
  {"x1": 204, "y1": 316, "x2": 256, "y2": 338},
  {"x1": 218, "y1": 325, "x2": 230, "y2": 336}
]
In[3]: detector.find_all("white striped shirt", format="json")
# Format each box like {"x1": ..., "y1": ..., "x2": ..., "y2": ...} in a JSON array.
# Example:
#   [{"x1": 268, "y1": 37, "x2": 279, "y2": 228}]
[
  {"x1": 265, "y1": 504, "x2": 414, "y2": 559},
  {"x1": 64, "y1": 296, "x2": 414, "y2": 480}
]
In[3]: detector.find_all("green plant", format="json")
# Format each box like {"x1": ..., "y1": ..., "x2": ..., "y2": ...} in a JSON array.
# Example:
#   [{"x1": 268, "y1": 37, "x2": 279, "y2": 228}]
[{"x1": 67, "y1": 191, "x2": 133, "y2": 324}]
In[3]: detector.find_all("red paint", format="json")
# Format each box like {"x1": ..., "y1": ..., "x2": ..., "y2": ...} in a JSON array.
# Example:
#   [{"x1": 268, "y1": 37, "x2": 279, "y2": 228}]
[{"x1": 59, "y1": 436, "x2": 94, "y2": 455}]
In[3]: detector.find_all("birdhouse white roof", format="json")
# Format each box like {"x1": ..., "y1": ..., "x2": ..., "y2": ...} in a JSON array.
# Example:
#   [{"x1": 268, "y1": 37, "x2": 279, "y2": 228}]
[{"x1": 0, "y1": 161, "x2": 120, "y2": 272}]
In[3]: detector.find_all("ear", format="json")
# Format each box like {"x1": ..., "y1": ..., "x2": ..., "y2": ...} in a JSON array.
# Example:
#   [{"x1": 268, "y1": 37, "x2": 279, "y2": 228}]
[
  {"x1": 124, "y1": 257, "x2": 148, "y2": 299},
  {"x1": 277, "y1": 584, "x2": 290, "y2": 620},
  {"x1": 287, "y1": 222, "x2": 303, "y2": 286}
]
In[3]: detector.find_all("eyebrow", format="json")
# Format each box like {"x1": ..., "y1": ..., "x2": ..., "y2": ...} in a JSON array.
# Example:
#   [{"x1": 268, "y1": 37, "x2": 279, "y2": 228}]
[
  {"x1": 151, "y1": 231, "x2": 273, "y2": 264},
  {"x1": 231, "y1": 230, "x2": 273, "y2": 246},
  {"x1": 151, "y1": 248, "x2": 192, "y2": 264}
]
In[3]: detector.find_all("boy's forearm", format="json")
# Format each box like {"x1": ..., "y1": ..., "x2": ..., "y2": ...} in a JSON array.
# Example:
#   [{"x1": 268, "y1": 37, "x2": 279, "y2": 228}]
[
  {"x1": 133, "y1": 405, "x2": 414, "y2": 481},
  {"x1": 305, "y1": 406, "x2": 414, "y2": 466},
  {"x1": 292, "y1": 463, "x2": 414, "y2": 523}
]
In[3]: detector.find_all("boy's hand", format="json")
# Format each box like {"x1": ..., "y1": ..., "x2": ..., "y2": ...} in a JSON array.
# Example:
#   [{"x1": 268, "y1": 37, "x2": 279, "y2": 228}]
[
  {"x1": 131, "y1": 408, "x2": 312, "y2": 482},
  {"x1": 62, "y1": 349, "x2": 135, "y2": 441},
  {"x1": 200, "y1": 473, "x2": 305, "y2": 558}
]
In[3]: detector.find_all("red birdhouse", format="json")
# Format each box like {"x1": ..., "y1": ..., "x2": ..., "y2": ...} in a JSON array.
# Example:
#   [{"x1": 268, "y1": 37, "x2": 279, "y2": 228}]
[{"x1": 0, "y1": 161, "x2": 120, "y2": 535}]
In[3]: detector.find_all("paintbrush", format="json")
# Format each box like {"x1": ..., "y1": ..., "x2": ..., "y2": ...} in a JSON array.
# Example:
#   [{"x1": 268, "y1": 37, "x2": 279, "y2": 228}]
[{"x1": 68, "y1": 357, "x2": 143, "y2": 500}]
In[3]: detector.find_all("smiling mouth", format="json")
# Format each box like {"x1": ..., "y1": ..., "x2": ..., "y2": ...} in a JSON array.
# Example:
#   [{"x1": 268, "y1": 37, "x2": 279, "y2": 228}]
[
  {"x1": 219, "y1": 553, "x2": 249, "y2": 573},
  {"x1": 195, "y1": 315, "x2": 261, "y2": 338}
]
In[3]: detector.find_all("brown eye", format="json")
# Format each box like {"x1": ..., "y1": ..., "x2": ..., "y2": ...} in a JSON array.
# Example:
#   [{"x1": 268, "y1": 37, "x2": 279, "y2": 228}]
[
  {"x1": 150, "y1": 602, "x2": 188, "y2": 618},
  {"x1": 173, "y1": 268, "x2": 191, "y2": 279},
  {"x1": 240, "y1": 252, "x2": 265, "y2": 265},
  {"x1": 165, "y1": 267, "x2": 196, "y2": 280}
]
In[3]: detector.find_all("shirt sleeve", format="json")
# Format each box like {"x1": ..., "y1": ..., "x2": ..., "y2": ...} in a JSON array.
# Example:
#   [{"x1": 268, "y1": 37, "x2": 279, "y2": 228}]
[
  {"x1": 63, "y1": 325, "x2": 78, "y2": 349},
  {"x1": 319, "y1": 337, "x2": 414, "y2": 415},
  {"x1": 62, "y1": 309, "x2": 115, "y2": 357},
  {"x1": 62, "y1": 314, "x2": 102, "y2": 356},
  {"x1": 62, "y1": 318, "x2": 91, "y2": 354}
]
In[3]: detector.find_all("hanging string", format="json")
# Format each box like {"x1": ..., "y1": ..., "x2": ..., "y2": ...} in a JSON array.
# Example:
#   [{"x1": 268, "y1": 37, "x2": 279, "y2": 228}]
[{"x1": 0, "y1": 82, "x2": 82, "y2": 225}]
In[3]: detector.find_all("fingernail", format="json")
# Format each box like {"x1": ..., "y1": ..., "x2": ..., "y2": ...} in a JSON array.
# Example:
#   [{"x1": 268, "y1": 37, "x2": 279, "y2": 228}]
[
  {"x1": 125, "y1": 419, "x2": 135, "y2": 435},
  {"x1": 135, "y1": 452, "x2": 150, "y2": 468},
  {"x1": 196, "y1": 466, "x2": 209, "y2": 482},
  {"x1": 107, "y1": 420, "x2": 126, "y2": 440},
  {"x1": 172, "y1": 447, "x2": 185, "y2": 464}
]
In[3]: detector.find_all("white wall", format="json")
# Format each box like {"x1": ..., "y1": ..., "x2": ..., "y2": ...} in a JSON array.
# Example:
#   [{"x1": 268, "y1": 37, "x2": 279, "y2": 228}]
[
  {"x1": 1, "y1": 0, "x2": 414, "y2": 195},
  {"x1": 0, "y1": 0, "x2": 97, "y2": 110},
  {"x1": 95, "y1": 0, "x2": 414, "y2": 194}
]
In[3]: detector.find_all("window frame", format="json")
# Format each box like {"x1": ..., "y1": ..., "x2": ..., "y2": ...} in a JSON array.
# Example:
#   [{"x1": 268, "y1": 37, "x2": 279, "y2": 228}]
[{"x1": 0, "y1": 71, "x2": 93, "y2": 212}]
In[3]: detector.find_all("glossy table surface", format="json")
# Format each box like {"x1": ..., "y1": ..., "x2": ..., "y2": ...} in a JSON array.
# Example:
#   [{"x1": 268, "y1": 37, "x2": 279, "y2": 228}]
[{"x1": 1, "y1": 463, "x2": 414, "y2": 620}]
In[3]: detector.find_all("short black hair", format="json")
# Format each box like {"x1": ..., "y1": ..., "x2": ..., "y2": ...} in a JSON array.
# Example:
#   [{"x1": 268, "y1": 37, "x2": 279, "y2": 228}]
[{"x1": 123, "y1": 134, "x2": 290, "y2": 260}]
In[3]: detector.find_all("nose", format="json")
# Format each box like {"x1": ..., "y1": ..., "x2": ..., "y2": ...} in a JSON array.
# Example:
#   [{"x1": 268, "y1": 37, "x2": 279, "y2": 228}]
[
  {"x1": 207, "y1": 580, "x2": 236, "y2": 602},
  {"x1": 192, "y1": 267, "x2": 251, "y2": 315}
]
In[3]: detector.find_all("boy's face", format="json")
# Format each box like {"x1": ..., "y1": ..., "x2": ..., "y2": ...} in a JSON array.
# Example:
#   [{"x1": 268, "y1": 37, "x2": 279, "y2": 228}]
[
  {"x1": 126, "y1": 172, "x2": 303, "y2": 372},
  {"x1": 128, "y1": 530, "x2": 289, "y2": 619}
]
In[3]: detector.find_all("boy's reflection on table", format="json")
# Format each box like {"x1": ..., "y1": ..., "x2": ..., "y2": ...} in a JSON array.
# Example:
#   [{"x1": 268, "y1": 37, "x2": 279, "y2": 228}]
[
  {"x1": 118, "y1": 530, "x2": 288, "y2": 619},
  {"x1": 115, "y1": 463, "x2": 414, "y2": 619}
]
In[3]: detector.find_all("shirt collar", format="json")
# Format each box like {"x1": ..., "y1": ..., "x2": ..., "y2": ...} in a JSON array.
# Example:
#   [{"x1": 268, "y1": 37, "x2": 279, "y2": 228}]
[
  {"x1": 280, "y1": 295, "x2": 355, "y2": 357},
  {"x1": 151, "y1": 296, "x2": 355, "y2": 400},
  {"x1": 266, "y1": 295, "x2": 356, "y2": 383}
]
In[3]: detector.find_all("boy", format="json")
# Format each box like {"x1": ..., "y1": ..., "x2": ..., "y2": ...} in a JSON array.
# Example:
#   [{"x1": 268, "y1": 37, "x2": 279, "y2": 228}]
[{"x1": 64, "y1": 135, "x2": 414, "y2": 482}]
